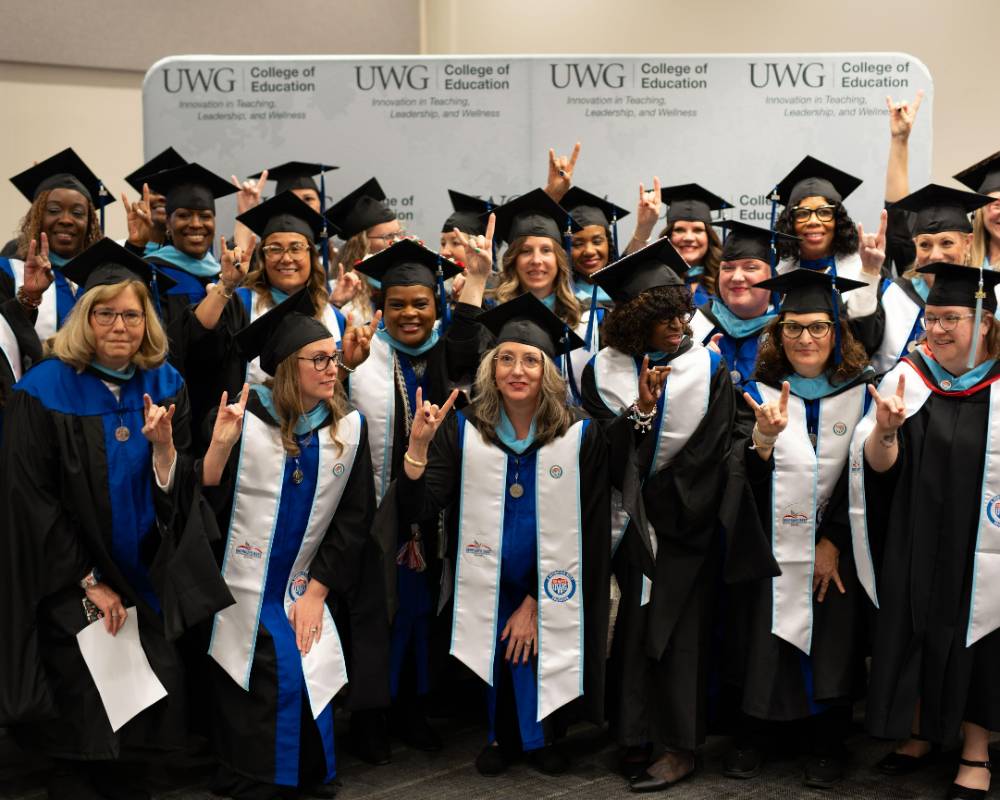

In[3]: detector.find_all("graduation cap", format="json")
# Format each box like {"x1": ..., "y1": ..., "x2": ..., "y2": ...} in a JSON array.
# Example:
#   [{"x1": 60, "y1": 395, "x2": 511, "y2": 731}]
[
  {"x1": 715, "y1": 220, "x2": 800, "y2": 263},
  {"x1": 478, "y1": 292, "x2": 585, "y2": 359},
  {"x1": 490, "y1": 188, "x2": 580, "y2": 245},
  {"x1": 561, "y1": 186, "x2": 631, "y2": 262},
  {"x1": 234, "y1": 288, "x2": 331, "y2": 377},
  {"x1": 661, "y1": 183, "x2": 732, "y2": 226},
  {"x1": 124, "y1": 147, "x2": 187, "y2": 193},
  {"x1": 919, "y1": 261, "x2": 1000, "y2": 367},
  {"x1": 442, "y1": 190, "x2": 490, "y2": 235},
  {"x1": 892, "y1": 184, "x2": 994, "y2": 235},
  {"x1": 61, "y1": 238, "x2": 177, "y2": 295},
  {"x1": 146, "y1": 163, "x2": 236, "y2": 215},
  {"x1": 771, "y1": 156, "x2": 863, "y2": 207},
  {"x1": 248, "y1": 161, "x2": 338, "y2": 196},
  {"x1": 354, "y1": 238, "x2": 461, "y2": 289},
  {"x1": 10, "y1": 147, "x2": 114, "y2": 210},
  {"x1": 236, "y1": 190, "x2": 327, "y2": 242},
  {"x1": 954, "y1": 151, "x2": 1000, "y2": 196},
  {"x1": 325, "y1": 178, "x2": 395, "y2": 239},
  {"x1": 589, "y1": 238, "x2": 688, "y2": 304}
]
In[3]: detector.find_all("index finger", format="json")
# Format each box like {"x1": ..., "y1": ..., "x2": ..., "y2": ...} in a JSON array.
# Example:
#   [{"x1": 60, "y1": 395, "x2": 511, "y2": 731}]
[
  {"x1": 143, "y1": 393, "x2": 153, "y2": 416},
  {"x1": 39, "y1": 232, "x2": 48, "y2": 257},
  {"x1": 885, "y1": 94, "x2": 895, "y2": 111},
  {"x1": 439, "y1": 388, "x2": 460, "y2": 417},
  {"x1": 867, "y1": 383, "x2": 883, "y2": 405},
  {"x1": 548, "y1": 148, "x2": 557, "y2": 168},
  {"x1": 569, "y1": 141, "x2": 581, "y2": 168},
  {"x1": 638, "y1": 181, "x2": 646, "y2": 202},
  {"x1": 742, "y1": 391, "x2": 761, "y2": 412},
  {"x1": 415, "y1": 385, "x2": 424, "y2": 409},
  {"x1": 230, "y1": 175, "x2": 242, "y2": 189},
  {"x1": 877, "y1": 208, "x2": 888, "y2": 242},
  {"x1": 120, "y1": 191, "x2": 131, "y2": 211},
  {"x1": 256, "y1": 169, "x2": 268, "y2": 190},
  {"x1": 142, "y1": 182, "x2": 151, "y2": 204},
  {"x1": 218, "y1": 390, "x2": 229, "y2": 410},
  {"x1": 779, "y1": 380, "x2": 791, "y2": 411},
  {"x1": 220, "y1": 236, "x2": 230, "y2": 257},
  {"x1": 652, "y1": 175, "x2": 661, "y2": 196},
  {"x1": 639, "y1": 354, "x2": 650, "y2": 376},
  {"x1": 484, "y1": 212, "x2": 496, "y2": 243}
]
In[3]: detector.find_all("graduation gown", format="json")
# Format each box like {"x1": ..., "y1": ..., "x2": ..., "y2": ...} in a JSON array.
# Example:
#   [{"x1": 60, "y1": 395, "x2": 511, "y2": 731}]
[
  {"x1": 862, "y1": 352, "x2": 1000, "y2": 744},
  {"x1": 884, "y1": 200, "x2": 916, "y2": 276},
  {"x1": 203, "y1": 396, "x2": 383, "y2": 787},
  {"x1": 871, "y1": 276, "x2": 924, "y2": 375},
  {"x1": 396, "y1": 406, "x2": 611, "y2": 739},
  {"x1": 0, "y1": 358, "x2": 226, "y2": 758},
  {"x1": 581, "y1": 340, "x2": 773, "y2": 749},
  {"x1": 733, "y1": 374, "x2": 872, "y2": 721}
]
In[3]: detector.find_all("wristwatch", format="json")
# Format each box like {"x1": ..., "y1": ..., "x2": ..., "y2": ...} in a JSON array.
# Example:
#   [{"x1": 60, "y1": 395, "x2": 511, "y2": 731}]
[{"x1": 79, "y1": 568, "x2": 100, "y2": 590}]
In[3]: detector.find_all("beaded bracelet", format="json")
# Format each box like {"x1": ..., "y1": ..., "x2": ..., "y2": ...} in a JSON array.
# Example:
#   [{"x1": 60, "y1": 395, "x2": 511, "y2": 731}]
[{"x1": 628, "y1": 401, "x2": 657, "y2": 433}]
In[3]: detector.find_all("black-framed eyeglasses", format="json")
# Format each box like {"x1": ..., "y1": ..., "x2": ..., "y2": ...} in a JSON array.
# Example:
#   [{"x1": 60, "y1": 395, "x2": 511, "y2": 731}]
[
  {"x1": 297, "y1": 353, "x2": 342, "y2": 371},
  {"x1": 91, "y1": 309, "x2": 145, "y2": 327},
  {"x1": 779, "y1": 320, "x2": 835, "y2": 339},
  {"x1": 790, "y1": 205, "x2": 837, "y2": 223},
  {"x1": 922, "y1": 312, "x2": 976, "y2": 331}
]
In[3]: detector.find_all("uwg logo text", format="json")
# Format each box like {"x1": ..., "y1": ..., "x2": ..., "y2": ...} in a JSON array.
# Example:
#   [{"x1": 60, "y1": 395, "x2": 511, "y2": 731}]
[
  {"x1": 550, "y1": 63, "x2": 626, "y2": 89},
  {"x1": 748, "y1": 62, "x2": 825, "y2": 89},
  {"x1": 355, "y1": 65, "x2": 430, "y2": 91},
  {"x1": 162, "y1": 67, "x2": 236, "y2": 93}
]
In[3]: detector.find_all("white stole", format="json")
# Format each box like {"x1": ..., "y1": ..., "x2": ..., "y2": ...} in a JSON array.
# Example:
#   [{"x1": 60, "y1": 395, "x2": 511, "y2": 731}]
[
  {"x1": 208, "y1": 409, "x2": 361, "y2": 718},
  {"x1": 689, "y1": 307, "x2": 715, "y2": 345},
  {"x1": 8, "y1": 258, "x2": 65, "y2": 341},
  {"x1": 870, "y1": 281, "x2": 922, "y2": 375},
  {"x1": 567, "y1": 309, "x2": 601, "y2": 400},
  {"x1": 760, "y1": 382, "x2": 866, "y2": 653},
  {"x1": 0, "y1": 313, "x2": 23, "y2": 381},
  {"x1": 348, "y1": 332, "x2": 395, "y2": 502},
  {"x1": 451, "y1": 418, "x2": 586, "y2": 721},
  {"x1": 245, "y1": 294, "x2": 342, "y2": 386},
  {"x1": 777, "y1": 252, "x2": 863, "y2": 280}
]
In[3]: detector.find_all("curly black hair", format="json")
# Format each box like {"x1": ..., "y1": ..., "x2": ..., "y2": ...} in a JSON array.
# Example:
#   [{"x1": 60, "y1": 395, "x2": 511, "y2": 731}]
[
  {"x1": 774, "y1": 202, "x2": 859, "y2": 260},
  {"x1": 602, "y1": 285, "x2": 694, "y2": 356}
]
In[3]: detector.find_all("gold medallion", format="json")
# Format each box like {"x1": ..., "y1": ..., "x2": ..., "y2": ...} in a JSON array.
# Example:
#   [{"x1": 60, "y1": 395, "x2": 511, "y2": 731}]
[
  {"x1": 115, "y1": 426, "x2": 130, "y2": 442},
  {"x1": 509, "y1": 482, "x2": 524, "y2": 499}
]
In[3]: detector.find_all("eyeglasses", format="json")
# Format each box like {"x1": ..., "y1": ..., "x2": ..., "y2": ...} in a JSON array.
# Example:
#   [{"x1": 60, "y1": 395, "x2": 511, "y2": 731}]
[
  {"x1": 662, "y1": 313, "x2": 693, "y2": 325},
  {"x1": 91, "y1": 309, "x2": 145, "y2": 327},
  {"x1": 494, "y1": 352, "x2": 545, "y2": 371},
  {"x1": 790, "y1": 205, "x2": 837, "y2": 223},
  {"x1": 779, "y1": 320, "x2": 835, "y2": 339},
  {"x1": 367, "y1": 230, "x2": 407, "y2": 244},
  {"x1": 297, "y1": 353, "x2": 343, "y2": 371},
  {"x1": 922, "y1": 312, "x2": 976, "y2": 331},
  {"x1": 262, "y1": 242, "x2": 311, "y2": 259}
]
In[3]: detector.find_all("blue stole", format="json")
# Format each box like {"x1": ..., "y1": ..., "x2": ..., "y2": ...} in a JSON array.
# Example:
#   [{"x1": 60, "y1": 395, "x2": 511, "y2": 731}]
[
  {"x1": 374, "y1": 327, "x2": 439, "y2": 357},
  {"x1": 251, "y1": 385, "x2": 330, "y2": 433},
  {"x1": 799, "y1": 256, "x2": 837, "y2": 275},
  {"x1": 710, "y1": 299, "x2": 776, "y2": 339},
  {"x1": 923, "y1": 357, "x2": 998, "y2": 393},
  {"x1": 572, "y1": 278, "x2": 611, "y2": 306},
  {"x1": 911, "y1": 276, "x2": 930, "y2": 302},
  {"x1": 497, "y1": 408, "x2": 537, "y2": 453}
]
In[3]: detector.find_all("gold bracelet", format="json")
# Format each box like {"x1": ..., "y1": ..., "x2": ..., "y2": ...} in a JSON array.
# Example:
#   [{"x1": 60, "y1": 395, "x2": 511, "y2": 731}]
[{"x1": 403, "y1": 451, "x2": 427, "y2": 468}]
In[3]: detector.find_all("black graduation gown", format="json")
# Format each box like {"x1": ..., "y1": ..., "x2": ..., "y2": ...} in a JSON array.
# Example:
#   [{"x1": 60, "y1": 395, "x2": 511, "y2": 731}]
[
  {"x1": 0, "y1": 358, "x2": 229, "y2": 759},
  {"x1": 0, "y1": 298, "x2": 43, "y2": 411},
  {"x1": 580, "y1": 343, "x2": 772, "y2": 749},
  {"x1": 395, "y1": 406, "x2": 612, "y2": 726},
  {"x1": 884, "y1": 201, "x2": 916, "y2": 276},
  {"x1": 865, "y1": 353, "x2": 1000, "y2": 745},
  {"x1": 733, "y1": 375, "x2": 872, "y2": 722},
  {"x1": 202, "y1": 396, "x2": 385, "y2": 784}
]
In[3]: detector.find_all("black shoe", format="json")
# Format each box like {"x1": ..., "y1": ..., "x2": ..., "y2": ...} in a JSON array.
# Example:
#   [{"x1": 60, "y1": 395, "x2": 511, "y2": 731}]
[
  {"x1": 629, "y1": 752, "x2": 696, "y2": 793},
  {"x1": 392, "y1": 705, "x2": 443, "y2": 752},
  {"x1": 475, "y1": 744, "x2": 508, "y2": 776},
  {"x1": 530, "y1": 745, "x2": 568, "y2": 776},
  {"x1": 619, "y1": 745, "x2": 653, "y2": 780},
  {"x1": 876, "y1": 746, "x2": 937, "y2": 776},
  {"x1": 303, "y1": 780, "x2": 341, "y2": 799},
  {"x1": 350, "y1": 709, "x2": 391, "y2": 765},
  {"x1": 803, "y1": 753, "x2": 845, "y2": 788},
  {"x1": 722, "y1": 744, "x2": 763, "y2": 779},
  {"x1": 947, "y1": 757, "x2": 992, "y2": 799}
]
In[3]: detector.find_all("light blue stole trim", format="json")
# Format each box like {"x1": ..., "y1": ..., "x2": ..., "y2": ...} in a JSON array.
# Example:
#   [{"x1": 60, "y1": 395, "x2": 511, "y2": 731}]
[
  {"x1": 710, "y1": 299, "x2": 776, "y2": 339},
  {"x1": 270, "y1": 287, "x2": 290, "y2": 304},
  {"x1": 686, "y1": 265, "x2": 705, "y2": 278},
  {"x1": 923, "y1": 357, "x2": 997, "y2": 393},
  {"x1": 251, "y1": 385, "x2": 331, "y2": 434},
  {"x1": 540, "y1": 293, "x2": 557, "y2": 311},
  {"x1": 573, "y1": 279, "x2": 611, "y2": 306},
  {"x1": 497, "y1": 407, "x2": 536, "y2": 454},
  {"x1": 90, "y1": 361, "x2": 137, "y2": 382},
  {"x1": 374, "y1": 327, "x2": 439, "y2": 357},
  {"x1": 784, "y1": 371, "x2": 841, "y2": 400},
  {"x1": 48, "y1": 252, "x2": 70, "y2": 268},
  {"x1": 911, "y1": 277, "x2": 930, "y2": 302},
  {"x1": 149, "y1": 244, "x2": 221, "y2": 278}
]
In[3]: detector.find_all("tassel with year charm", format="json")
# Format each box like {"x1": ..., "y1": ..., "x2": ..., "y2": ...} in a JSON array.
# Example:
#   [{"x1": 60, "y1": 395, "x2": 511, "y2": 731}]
[{"x1": 396, "y1": 524, "x2": 427, "y2": 572}]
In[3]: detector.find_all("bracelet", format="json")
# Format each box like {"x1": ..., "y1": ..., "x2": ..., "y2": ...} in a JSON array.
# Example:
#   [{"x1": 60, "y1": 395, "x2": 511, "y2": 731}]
[
  {"x1": 751, "y1": 424, "x2": 778, "y2": 449},
  {"x1": 403, "y1": 450, "x2": 427, "y2": 468},
  {"x1": 628, "y1": 401, "x2": 656, "y2": 432},
  {"x1": 217, "y1": 282, "x2": 235, "y2": 299},
  {"x1": 16, "y1": 286, "x2": 42, "y2": 309},
  {"x1": 631, "y1": 234, "x2": 651, "y2": 246}
]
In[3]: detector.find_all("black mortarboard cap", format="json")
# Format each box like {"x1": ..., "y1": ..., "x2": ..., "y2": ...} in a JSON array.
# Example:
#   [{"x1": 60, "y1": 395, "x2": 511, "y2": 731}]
[
  {"x1": 955, "y1": 151, "x2": 1000, "y2": 196},
  {"x1": 715, "y1": 220, "x2": 800, "y2": 263},
  {"x1": 490, "y1": 188, "x2": 579, "y2": 245},
  {"x1": 325, "y1": 178, "x2": 395, "y2": 239},
  {"x1": 442, "y1": 190, "x2": 490, "y2": 235},
  {"x1": 919, "y1": 261, "x2": 1000, "y2": 313},
  {"x1": 234, "y1": 288, "x2": 331, "y2": 376},
  {"x1": 124, "y1": 147, "x2": 187, "y2": 193},
  {"x1": 62, "y1": 238, "x2": 177, "y2": 295},
  {"x1": 561, "y1": 186, "x2": 630, "y2": 231},
  {"x1": 249, "y1": 161, "x2": 338, "y2": 196},
  {"x1": 146, "y1": 163, "x2": 236, "y2": 215},
  {"x1": 661, "y1": 183, "x2": 732, "y2": 226},
  {"x1": 236, "y1": 190, "x2": 327, "y2": 242},
  {"x1": 892, "y1": 183, "x2": 994, "y2": 235},
  {"x1": 10, "y1": 147, "x2": 114, "y2": 209},
  {"x1": 353, "y1": 239, "x2": 461, "y2": 292},
  {"x1": 477, "y1": 292, "x2": 585, "y2": 359},
  {"x1": 589, "y1": 238, "x2": 688, "y2": 303},
  {"x1": 771, "y1": 155, "x2": 863, "y2": 207},
  {"x1": 755, "y1": 268, "x2": 866, "y2": 315}
]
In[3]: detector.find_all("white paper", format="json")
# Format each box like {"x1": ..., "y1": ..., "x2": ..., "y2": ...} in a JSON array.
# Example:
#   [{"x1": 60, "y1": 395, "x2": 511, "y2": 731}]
[{"x1": 76, "y1": 608, "x2": 168, "y2": 732}]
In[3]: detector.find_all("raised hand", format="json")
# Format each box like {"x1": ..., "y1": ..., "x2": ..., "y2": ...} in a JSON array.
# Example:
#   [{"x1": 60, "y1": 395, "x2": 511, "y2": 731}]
[
  {"x1": 212, "y1": 383, "x2": 250, "y2": 448},
  {"x1": 453, "y1": 212, "x2": 496, "y2": 281},
  {"x1": 231, "y1": 169, "x2": 267, "y2": 214},
  {"x1": 330, "y1": 262, "x2": 362, "y2": 307},
  {"x1": 141, "y1": 393, "x2": 177, "y2": 447},
  {"x1": 545, "y1": 142, "x2": 581, "y2": 200},
  {"x1": 219, "y1": 236, "x2": 253, "y2": 288},
  {"x1": 22, "y1": 233, "x2": 54, "y2": 298},
  {"x1": 743, "y1": 380, "x2": 790, "y2": 439},
  {"x1": 707, "y1": 332, "x2": 724, "y2": 355},
  {"x1": 634, "y1": 176, "x2": 663, "y2": 242},
  {"x1": 858, "y1": 209, "x2": 888, "y2": 276},
  {"x1": 341, "y1": 309, "x2": 382, "y2": 370},
  {"x1": 886, "y1": 90, "x2": 924, "y2": 141},
  {"x1": 637, "y1": 356, "x2": 671, "y2": 414},
  {"x1": 408, "y1": 387, "x2": 459, "y2": 451},
  {"x1": 123, "y1": 184, "x2": 155, "y2": 247},
  {"x1": 868, "y1": 373, "x2": 906, "y2": 433}
]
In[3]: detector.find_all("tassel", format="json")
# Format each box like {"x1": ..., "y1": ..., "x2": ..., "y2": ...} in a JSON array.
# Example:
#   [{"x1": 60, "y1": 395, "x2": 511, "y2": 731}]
[
  {"x1": 969, "y1": 267, "x2": 987, "y2": 369},
  {"x1": 436, "y1": 252, "x2": 451, "y2": 327},
  {"x1": 98, "y1": 181, "x2": 108, "y2": 233},
  {"x1": 610, "y1": 210, "x2": 620, "y2": 262},
  {"x1": 584, "y1": 283, "x2": 599, "y2": 352},
  {"x1": 319, "y1": 168, "x2": 330, "y2": 279},
  {"x1": 831, "y1": 282, "x2": 843, "y2": 366},
  {"x1": 150, "y1": 266, "x2": 163, "y2": 317},
  {"x1": 563, "y1": 212, "x2": 574, "y2": 260},
  {"x1": 396, "y1": 525, "x2": 427, "y2": 572},
  {"x1": 768, "y1": 185, "x2": 781, "y2": 311}
]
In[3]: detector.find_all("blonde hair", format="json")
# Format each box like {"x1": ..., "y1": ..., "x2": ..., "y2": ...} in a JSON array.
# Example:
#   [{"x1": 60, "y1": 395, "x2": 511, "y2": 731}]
[
  {"x1": 48, "y1": 280, "x2": 168, "y2": 370},
  {"x1": 267, "y1": 349, "x2": 348, "y2": 456},
  {"x1": 243, "y1": 235, "x2": 330, "y2": 317},
  {"x1": 470, "y1": 344, "x2": 573, "y2": 448},
  {"x1": 492, "y1": 236, "x2": 582, "y2": 327},
  {"x1": 971, "y1": 209, "x2": 996, "y2": 268},
  {"x1": 339, "y1": 231, "x2": 376, "y2": 317}
]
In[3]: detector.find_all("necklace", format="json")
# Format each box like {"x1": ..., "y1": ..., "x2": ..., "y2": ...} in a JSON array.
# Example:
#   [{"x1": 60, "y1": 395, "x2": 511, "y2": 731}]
[
  {"x1": 509, "y1": 455, "x2": 524, "y2": 498},
  {"x1": 291, "y1": 431, "x2": 314, "y2": 485}
]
